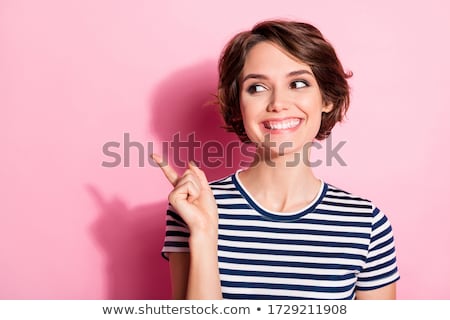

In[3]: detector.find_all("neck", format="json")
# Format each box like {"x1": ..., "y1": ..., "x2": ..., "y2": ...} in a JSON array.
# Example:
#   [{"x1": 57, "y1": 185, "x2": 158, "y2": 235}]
[{"x1": 238, "y1": 147, "x2": 321, "y2": 212}]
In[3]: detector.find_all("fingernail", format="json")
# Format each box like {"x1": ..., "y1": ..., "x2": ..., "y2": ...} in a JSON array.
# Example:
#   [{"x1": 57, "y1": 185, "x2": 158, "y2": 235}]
[
  {"x1": 189, "y1": 160, "x2": 198, "y2": 167},
  {"x1": 151, "y1": 154, "x2": 162, "y2": 164}
]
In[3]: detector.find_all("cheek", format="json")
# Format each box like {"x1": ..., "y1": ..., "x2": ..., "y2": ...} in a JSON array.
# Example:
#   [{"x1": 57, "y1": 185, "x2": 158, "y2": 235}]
[
  {"x1": 309, "y1": 110, "x2": 325, "y2": 133},
  {"x1": 240, "y1": 105, "x2": 264, "y2": 142},
  {"x1": 240, "y1": 98, "x2": 257, "y2": 124},
  {"x1": 301, "y1": 94, "x2": 327, "y2": 116},
  {"x1": 240, "y1": 108, "x2": 256, "y2": 133}
]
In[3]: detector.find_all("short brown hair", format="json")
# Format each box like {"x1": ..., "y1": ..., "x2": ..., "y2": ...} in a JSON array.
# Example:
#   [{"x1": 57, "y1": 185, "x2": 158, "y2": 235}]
[{"x1": 217, "y1": 20, "x2": 352, "y2": 142}]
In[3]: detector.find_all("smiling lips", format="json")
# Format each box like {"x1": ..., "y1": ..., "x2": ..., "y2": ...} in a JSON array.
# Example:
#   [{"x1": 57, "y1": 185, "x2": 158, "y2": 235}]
[{"x1": 262, "y1": 118, "x2": 302, "y2": 131}]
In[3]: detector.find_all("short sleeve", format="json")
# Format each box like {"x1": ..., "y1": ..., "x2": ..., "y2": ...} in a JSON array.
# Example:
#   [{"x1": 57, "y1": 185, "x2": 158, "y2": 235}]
[
  {"x1": 161, "y1": 204, "x2": 190, "y2": 260},
  {"x1": 356, "y1": 207, "x2": 400, "y2": 290}
]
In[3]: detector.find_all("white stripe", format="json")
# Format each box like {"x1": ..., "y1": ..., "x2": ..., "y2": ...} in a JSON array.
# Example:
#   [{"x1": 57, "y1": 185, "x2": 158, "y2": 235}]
[
  {"x1": 359, "y1": 261, "x2": 398, "y2": 280},
  {"x1": 307, "y1": 212, "x2": 373, "y2": 223},
  {"x1": 217, "y1": 198, "x2": 250, "y2": 205},
  {"x1": 221, "y1": 286, "x2": 354, "y2": 299},
  {"x1": 219, "y1": 215, "x2": 371, "y2": 232},
  {"x1": 364, "y1": 251, "x2": 397, "y2": 270},
  {"x1": 219, "y1": 261, "x2": 353, "y2": 276},
  {"x1": 357, "y1": 272, "x2": 399, "y2": 288},
  {"x1": 218, "y1": 250, "x2": 366, "y2": 266},
  {"x1": 368, "y1": 235, "x2": 395, "y2": 257},
  {"x1": 221, "y1": 274, "x2": 356, "y2": 288},
  {"x1": 323, "y1": 196, "x2": 371, "y2": 206},
  {"x1": 212, "y1": 189, "x2": 241, "y2": 195},
  {"x1": 318, "y1": 203, "x2": 372, "y2": 213}
]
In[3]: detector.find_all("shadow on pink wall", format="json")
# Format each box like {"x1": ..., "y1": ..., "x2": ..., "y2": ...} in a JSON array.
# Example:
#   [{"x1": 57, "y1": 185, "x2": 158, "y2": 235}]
[
  {"x1": 88, "y1": 187, "x2": 170, "y2": 299},
  {"x1": 88, "y1": 60, "x2": 241, "y2": 299}
]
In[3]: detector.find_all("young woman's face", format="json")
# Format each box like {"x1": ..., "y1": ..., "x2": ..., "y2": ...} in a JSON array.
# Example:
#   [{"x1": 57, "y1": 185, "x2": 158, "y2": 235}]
[{"x1": 239, "y1": 41, "x2": 332, "y2": 156}]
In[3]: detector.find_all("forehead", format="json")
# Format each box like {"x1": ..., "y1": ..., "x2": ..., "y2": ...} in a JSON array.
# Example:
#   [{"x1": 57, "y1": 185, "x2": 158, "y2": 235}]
[{"x1": 242, "y1": 41, "x2": 312, "y2": 75}]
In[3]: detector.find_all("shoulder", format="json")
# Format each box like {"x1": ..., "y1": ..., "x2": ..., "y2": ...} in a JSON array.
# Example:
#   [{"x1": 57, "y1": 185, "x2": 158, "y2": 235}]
[
  {"x1": 323, "y1": 182, "x2": 395, "y2": 230},
  {"x1": 324, "y1": 182, "x2": 374, "y2": 207},
  {"x1": 322, "y1": 182, "x2": 383, "y2": 219},
  {"x1": 208, "y1": 173, "x2": 236, "y2": 189},
  {"x1": 207, "y1": 172, "x2": 243, "y2": 203}
]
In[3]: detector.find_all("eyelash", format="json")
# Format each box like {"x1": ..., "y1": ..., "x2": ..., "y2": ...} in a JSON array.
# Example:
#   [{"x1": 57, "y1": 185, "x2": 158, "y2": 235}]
[
  {"x1": 290, "y1": 80, "x2": 309, "y2": 89},
  {"x1": 246, "y1": 80, "x2": 309, "y2": 94},
  {"x1": 247, "y1": 84, "x2": 266, "y2": 94}
]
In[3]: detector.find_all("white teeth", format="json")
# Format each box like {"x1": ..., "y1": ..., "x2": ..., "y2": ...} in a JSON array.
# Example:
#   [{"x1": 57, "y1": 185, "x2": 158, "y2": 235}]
[{"x1": 265, "y1": 118, "x2": 300, "y2": 130}]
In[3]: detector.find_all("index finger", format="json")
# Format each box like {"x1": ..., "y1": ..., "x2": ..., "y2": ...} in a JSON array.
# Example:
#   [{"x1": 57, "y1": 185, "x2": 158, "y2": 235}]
[
  {"x1": 188, "y1": 161, "x2": 210, "y2": 189},
  {"x1": 151, "y1": 154, "x2": 179, "y2": 186}
]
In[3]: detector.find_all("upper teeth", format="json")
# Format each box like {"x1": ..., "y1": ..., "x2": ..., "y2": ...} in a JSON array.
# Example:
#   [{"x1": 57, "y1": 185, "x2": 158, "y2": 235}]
[{"x1": 265, "y1": 119, "x2": 300, "y2": 130}]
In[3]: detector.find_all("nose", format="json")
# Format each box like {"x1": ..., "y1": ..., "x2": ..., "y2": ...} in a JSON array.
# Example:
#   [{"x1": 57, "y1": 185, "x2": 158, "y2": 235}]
[{"x1": 267, "y1": 88, "x2": 290, "y2": 112}]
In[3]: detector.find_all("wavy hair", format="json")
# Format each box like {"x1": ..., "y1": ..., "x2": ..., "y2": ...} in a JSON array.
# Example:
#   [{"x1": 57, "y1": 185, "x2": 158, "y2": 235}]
[{"x1": 218, "y1": 20, "x2": 352, "y2": 142}]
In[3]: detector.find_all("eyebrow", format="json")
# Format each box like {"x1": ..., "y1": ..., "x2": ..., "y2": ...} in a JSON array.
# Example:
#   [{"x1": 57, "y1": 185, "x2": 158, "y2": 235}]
[{"x1": 241, "y1": 69, "x2": 313, "y2": 83}]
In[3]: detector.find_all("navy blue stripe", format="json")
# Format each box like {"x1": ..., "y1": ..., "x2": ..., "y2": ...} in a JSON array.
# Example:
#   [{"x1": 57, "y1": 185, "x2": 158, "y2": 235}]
[
  {"x1": 215, "y1": 194, "x2": 243, "y2": 199},
  {"x1": 355, "y1": 277, "x2": 399, "y2": 292},
  {"x1": 219, "y1": 214, "x2": 264, "y2": 220},
  {"x1": 219, "y1": 214, "x2": 371, "y2": 228},
  {"x1": 298, "y1": 218, "x2": 370, "y2": 228},
  {"x1": 372, "y1": 225, "x2": 392, "y2": 243},
  {"x1": 373, "y1": 213, "x2": 387, "y2": 231},
  {"x1": 314, "y1": 208, "x2": 372, "y2": 218},
  {"x1": 327, "y1": 186, "x2": 351, "y2": 195},
  {"x1": 372, "y1": 237, "x2": 394, "y2": 252},
  {"x1": 167, "y1": 220, "x2": 187, "y2": 228},
  {"x1": 165, "y1": 230, "x2": 189, "y2": 237},
  {"x1": 372, "y1": 207, "x2": 380, "y2": 216},
  {"x1": 221, "y1": 280, "x2": 355, "y2": 293},
  {"x1": 167, "y1": 210, "x2": 186, "y2": 225},
  {"x1": 220, "y1": 268, "x2": 356, "y2": 281},
  {"x1": 363, "y1": 256, "x2": 397, "y2": 273},
  {"x1": 218, "y1": 244, "x2": 366, "y2": 260},
  {"x1": 210, "y1": 186, "x2": 238, "y2": 191},
  {"x1": 358, "y1": 266, "x2": 399, "y2": 282},
  {"x1": 219, "y1": 224, "x2": 370, "y2": 239},
  {"x1": 325, "y1": 194, "x2": 368, "y2": 202},
  {"x1": 218, "y1": 203, "x2": 252, "y2": 210},
  {"x1": 222, "y1": 293, "x2": 325, "y2": 300},
  {"x1": 366, "y1": 247, "x2": 396, "y2": 264},
  {"x1": 218, "y1": 256, "x2": 362, "y2": 271},
  {"x1": 222, "y1": 292, "x2": 353, "y2": 300},
  {"x1": 210, "y1": 179, "x2": 233, "y2": 186},
  {"x1": 219, "y1": 234, "x2": 369, "y2": 250},
  {"x1": 321, "y1": 200, "x2": 372, "y2": 209},
  {"x1": 163, "y1": 241, "x2": 189, "y2": 248}
]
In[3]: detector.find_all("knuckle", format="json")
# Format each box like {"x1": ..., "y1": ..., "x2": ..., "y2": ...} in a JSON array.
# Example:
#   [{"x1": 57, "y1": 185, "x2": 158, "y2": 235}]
[
  {"x1": 168, "y1": 191, "x2": 176, "y2": 201},
  {"x1": 183, "y1": 169, "x2": 193, "y2": 176}
]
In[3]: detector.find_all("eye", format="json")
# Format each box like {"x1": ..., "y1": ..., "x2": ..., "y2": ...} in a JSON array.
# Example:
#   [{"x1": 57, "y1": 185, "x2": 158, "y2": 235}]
[
  {"x1": 290, "y1": 80, "x2": 309, "y2": 89},
  {"x1": 247, "y1": 84, "x2": 267, "y2": 94}
]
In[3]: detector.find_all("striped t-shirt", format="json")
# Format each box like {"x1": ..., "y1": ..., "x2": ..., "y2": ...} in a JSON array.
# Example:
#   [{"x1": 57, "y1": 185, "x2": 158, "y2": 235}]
[{"x1": 162, "y1": 171, "x2": 400, "y2": 299}]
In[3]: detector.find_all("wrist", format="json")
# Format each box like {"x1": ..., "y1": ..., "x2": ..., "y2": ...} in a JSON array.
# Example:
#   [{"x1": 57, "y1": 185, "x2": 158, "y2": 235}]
[{"x1": 189, "y1": 231, "x2": 218, "y2": 250}]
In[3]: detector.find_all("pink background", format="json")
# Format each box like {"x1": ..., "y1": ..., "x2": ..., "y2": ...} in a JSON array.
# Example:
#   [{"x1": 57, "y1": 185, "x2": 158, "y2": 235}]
[{"x1": 1, "y1": 0, "x2": 449, "y2": 299}]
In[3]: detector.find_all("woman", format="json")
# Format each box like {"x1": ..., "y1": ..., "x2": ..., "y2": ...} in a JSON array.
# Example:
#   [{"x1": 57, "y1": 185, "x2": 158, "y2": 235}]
[{"x1": 153, "y1": 20, "x2": 400, "y2": 299}]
